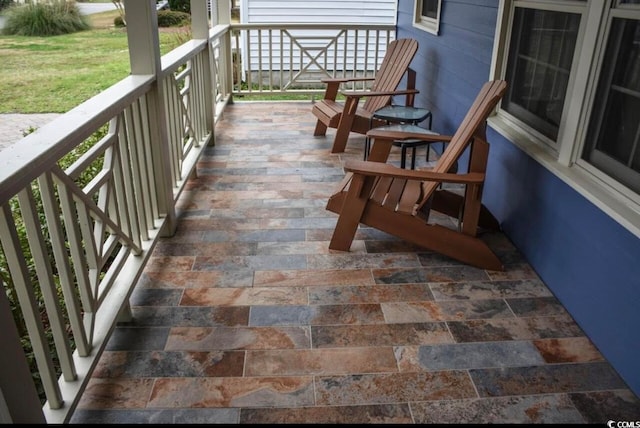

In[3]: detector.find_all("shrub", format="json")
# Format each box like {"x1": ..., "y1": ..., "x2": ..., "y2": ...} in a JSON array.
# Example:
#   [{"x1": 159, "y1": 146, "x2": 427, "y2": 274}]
[
  {"x1": 2, "y1": 0, "x2": 91, "y2": 37},
  {"x1": 114, "y1": 10, "x2": 189, "y2": 28},
  {"x1": 114, "y1": 15, "x2": 125, "y2": 27},
  {"x1": 0, "y1": 0, "x2": 14, "y2": 12},
  {"x1": 157, "y1": 9, "x2": 189, "y2": 27},
  {"x1": 168, "y1": 0, "x2": 190, "y2": 14},
  {"x1": 165, "y1": 27, "x2": 191, "y2": 48}
]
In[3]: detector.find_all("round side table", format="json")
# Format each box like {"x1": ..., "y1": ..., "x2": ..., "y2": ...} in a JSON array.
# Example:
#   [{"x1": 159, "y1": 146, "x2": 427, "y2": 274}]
[
  {"x1": 366, "y1": 105, "x2": 442, "y2": 169},
  {"x1": 372, "y1": 104, "x2": 432, "y2": 129},
  {"x1": 370, "y1": 124, "x2": 441, "y2": 169}
]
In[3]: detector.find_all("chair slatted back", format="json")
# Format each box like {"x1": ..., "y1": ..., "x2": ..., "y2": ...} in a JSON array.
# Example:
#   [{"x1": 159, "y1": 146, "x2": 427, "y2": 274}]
[
  {"x1": 417, "y1": 80, "x2": 507, "y2": 208},
  {"x1": 361, "y1": 38, "x2": 419, "y2": 113}
]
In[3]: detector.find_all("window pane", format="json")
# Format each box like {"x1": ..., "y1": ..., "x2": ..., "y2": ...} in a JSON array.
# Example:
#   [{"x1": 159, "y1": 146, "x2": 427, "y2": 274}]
[
  {"x1": 502, "y1": 8, "x2": 580, "y2": 141},
  {"x1": 421, "y1": 0, "x2": 438, "y2": 19},
  {"x1": 582, "y1": 18, "x2": 640, "y2": 193}
]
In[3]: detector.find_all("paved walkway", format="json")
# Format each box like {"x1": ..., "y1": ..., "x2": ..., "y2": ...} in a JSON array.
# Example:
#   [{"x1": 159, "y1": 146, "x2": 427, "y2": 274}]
[{"x1": 0, "y1": 113, "x2": 61, "y2": 151}]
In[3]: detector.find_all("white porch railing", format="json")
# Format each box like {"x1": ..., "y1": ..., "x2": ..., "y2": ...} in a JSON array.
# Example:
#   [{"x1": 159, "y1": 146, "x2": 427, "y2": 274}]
[
  {"x1": 0, "y1": 0, "x2": 394, "y2": 423},
  {"x1": 229, "y1": 24, "x2": 395, "y2": 95}
]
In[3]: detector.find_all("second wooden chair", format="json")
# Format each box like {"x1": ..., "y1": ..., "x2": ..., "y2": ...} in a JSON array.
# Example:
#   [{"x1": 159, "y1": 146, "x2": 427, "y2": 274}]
[{"x1": 311, "y1": 38, "x2": 419, "y2": 154}]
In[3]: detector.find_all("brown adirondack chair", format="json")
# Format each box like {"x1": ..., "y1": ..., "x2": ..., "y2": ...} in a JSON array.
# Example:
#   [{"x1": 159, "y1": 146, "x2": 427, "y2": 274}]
[
  {"x1": 326, "y1": 80, "x2": 508, "y2": 271},
  {"x1": 311, "y1": 38, "x2": 419, "y2": 154}
]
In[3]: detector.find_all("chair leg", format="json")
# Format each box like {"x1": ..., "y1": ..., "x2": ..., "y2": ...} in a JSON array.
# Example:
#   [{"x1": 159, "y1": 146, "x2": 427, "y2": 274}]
[
  {"x1": 400, "y1": 146, "x2": 407, "y2": 169},
  {"x1": 314, "y1": 120, "x2": 328, "y2": 137},
  {"x1": 364, "y1": 137, "x2": 370, "y2": 160},
  {"x1": 331, "y1": 98, "x2": 358, "y2": 153},
  {"x1": 331, "y1": 123, "x2": 354, "y2": 154},
  {"x1": 360, "y1": 203, "x2": 503, "y2": 271},
  {"x1": 329, "y1": 218, "x2": 359, "y2": 251},
  {"x1": 329, "y1": 175, "x2": 370, "y2": 251}
]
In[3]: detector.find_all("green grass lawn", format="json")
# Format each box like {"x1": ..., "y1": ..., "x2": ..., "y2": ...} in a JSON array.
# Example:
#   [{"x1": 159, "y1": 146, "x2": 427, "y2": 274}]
[{"x1": 0, "y1": 11, "x2": 190, "y2": 113}]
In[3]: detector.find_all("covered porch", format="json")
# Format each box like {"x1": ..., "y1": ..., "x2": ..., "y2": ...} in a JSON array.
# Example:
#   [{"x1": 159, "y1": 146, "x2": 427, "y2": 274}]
[
  {"x1": 0, "y1": 0, "x2": 639, "y2": 424},
  {"x1": 67, "y1": 101, "x2": 638, "y2": 424}
]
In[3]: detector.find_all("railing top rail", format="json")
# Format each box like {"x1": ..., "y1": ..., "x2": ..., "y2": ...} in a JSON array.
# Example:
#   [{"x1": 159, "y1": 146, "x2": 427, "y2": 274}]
[
  {"x1": 229, "y1": 23, "x2": 396, "y2": 31},
  {"x1": 209, "y1": 23, "x2": 230, "y2": 39},
  {"x1": 161, "y1": 39, "x2": 208, "y2": 76},
  {"x1": 0, "y1": 74, "x2": 154, "y2": 205}
]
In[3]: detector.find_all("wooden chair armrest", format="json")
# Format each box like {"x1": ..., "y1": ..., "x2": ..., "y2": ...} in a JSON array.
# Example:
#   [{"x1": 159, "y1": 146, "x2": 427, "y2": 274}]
[
  {"x1": 321, "y1": 76, "x2": 376, "y2": 84},
  {"x1": 341, "y1": 88, "x2": 419, "y2": 99},
  {"x1": 321, "y1": 77, "x2": 379, "y2": 102},
  {"x1": 343, "y1": 160, "x2": 484, "y2": 184},
  {"x1": 367, "y1": 128, "x2": 454, "y2": 143}
]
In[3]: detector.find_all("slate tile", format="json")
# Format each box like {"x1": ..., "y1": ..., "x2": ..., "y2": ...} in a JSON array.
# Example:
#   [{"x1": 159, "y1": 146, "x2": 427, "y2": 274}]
[
  {"x1": 165, "y1": 326, "x2": 311, "y2": 350},
  {"x1": 239, "y1": 404, "x2": 413, "y2": 424},
  {"x1": 471, "y1": 362, "x2": 628, "y2": 397},
  {"x1": 312, "y1": 322, "x2": 452, "y2": 348},
  {"x1": 411, "y1": 394, "x2": 585, "y2": 423},
  {"x1": 569, "y1": 390, "x2": 640, "y2": 423},
  {"x1": 315, "y1": 371, "x2": 476, "y2": 405},
  {"x1": 147, "y1": 377, "x2": 315, "y2": 408}
]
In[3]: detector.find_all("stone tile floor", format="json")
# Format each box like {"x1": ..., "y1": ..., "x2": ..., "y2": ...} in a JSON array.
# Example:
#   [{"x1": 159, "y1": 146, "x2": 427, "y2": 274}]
[{"x1": 70, "y1": 101, "x2": 640, "y2": 424}]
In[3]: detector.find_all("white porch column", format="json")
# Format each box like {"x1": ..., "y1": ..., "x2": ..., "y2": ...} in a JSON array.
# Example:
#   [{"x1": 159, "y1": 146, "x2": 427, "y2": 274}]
[
  {"x1": 192, "y1": 0, "x2": 215, "y2": 143},
  {"x1": 208, "y1": 0, "x2": 232, "y2": 26},
  {"x1": 216, "y1": 0, "x2": 234, "y2": 102},
  {"x1": 123, "y1": 0, "x2": 177, "y2": 235},
  {"x1": 217, "y1": 0, "x2": 231, "y2": 25},
  {"x1": 192, "y1": 0, "x2": 210, "y2": 38}
]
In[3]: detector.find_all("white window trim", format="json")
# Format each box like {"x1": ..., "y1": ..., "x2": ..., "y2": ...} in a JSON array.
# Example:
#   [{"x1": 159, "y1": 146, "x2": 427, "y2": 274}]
[
  {"x1": 413, "y1": 0, "x2": 442, "y2": 35},
  {"x1": 488, "y1": 0, "x2": 640, "y2": 239}
]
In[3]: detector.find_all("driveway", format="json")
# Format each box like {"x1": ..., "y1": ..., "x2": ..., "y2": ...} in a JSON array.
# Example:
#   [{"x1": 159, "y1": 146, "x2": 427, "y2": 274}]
[{"x1": 76, "y1": 2, "x2": 118, "y2": 15}]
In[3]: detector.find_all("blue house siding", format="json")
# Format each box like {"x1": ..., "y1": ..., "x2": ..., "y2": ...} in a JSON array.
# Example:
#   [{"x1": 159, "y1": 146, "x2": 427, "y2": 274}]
[
  {"x1": 396, "y1": 0, "x2": 640, "y2": 396},
  {"x1": 397, "y1": 1, "x2": 495, "y2": 136}
]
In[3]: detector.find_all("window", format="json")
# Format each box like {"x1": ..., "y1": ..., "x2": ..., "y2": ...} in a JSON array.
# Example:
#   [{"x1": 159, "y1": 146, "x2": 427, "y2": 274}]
[
  {"x1": 413, "y1": 0, "x2": 442, "y2": 35},
  {"x1": 491, "y1": 0, "x2": 640, "y2": 236},
  {"x1": 502, "y1": 8, "x2": 580, "y2": 142},
  {"x1": 581, "y1": 18, "x2": 640, "y2": 194}
]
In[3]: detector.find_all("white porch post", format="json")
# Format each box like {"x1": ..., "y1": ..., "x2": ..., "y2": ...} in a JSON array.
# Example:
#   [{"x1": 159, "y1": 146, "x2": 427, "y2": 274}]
[
  {"x1": 123, "y1": 0, "x2": 178, "y2": 235},
  {"x1": 0, "y1": 280, "x2": 46, "y2": 423},
  {"x1": 192, "y1": 0, "x2": 211, "y2": 40},
  {"x1": 216, "y1": 0, "x2": 235, "y2": 102},
  {"x1": 217, "y1": 0, "x2": 231, "y2": 25},
  {"x1": 209, "y1": 0, "x2": 231, "y2": 26},
  {"x1": 192, "y1": 0, "x2": 215, "y2": 145}
]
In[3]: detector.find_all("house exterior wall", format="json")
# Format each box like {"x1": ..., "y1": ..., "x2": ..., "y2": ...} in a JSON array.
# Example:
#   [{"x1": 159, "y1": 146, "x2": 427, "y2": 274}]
[
  {"x1": 242, "y1": 0, "x2": 397, "y2": 24},
  {"x1": 239, "y1": 0, "x2": 398, "y2": 76},
  {"x1": 395, "y1": 0, "x2": 640, "y2": 397}
]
